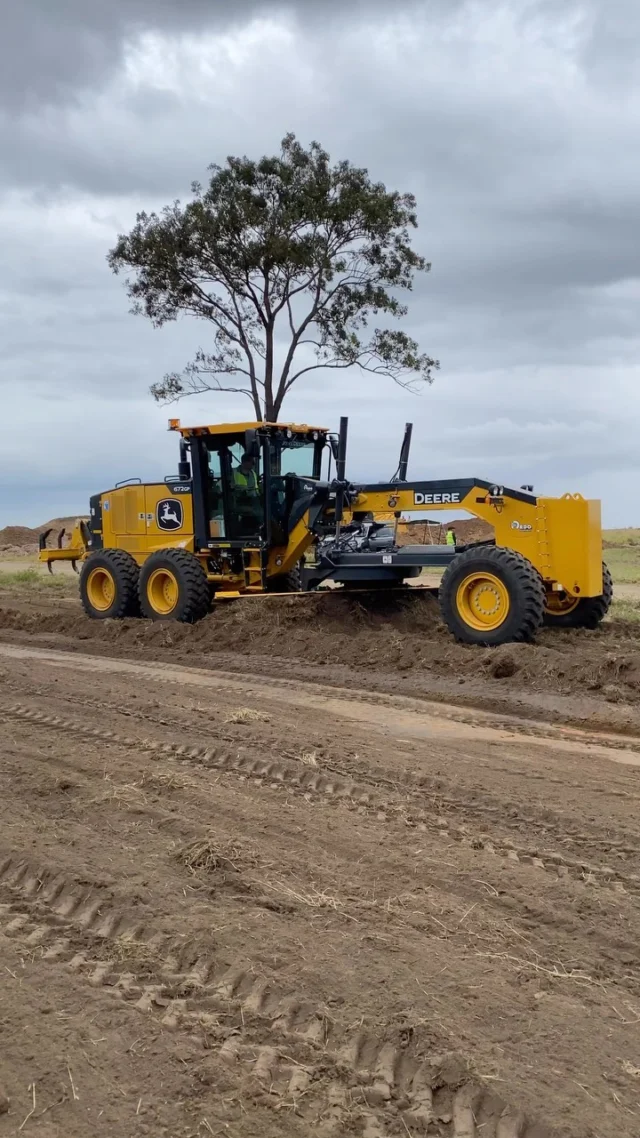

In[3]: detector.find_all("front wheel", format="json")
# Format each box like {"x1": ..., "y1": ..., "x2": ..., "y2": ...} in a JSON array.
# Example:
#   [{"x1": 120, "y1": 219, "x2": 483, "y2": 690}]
[
  {"x1": 439, "y1": 546, "x2": 545, "y2": 645},
  {"x1": 139, "y1": 549, "x2": 210, "y2": 622},
  {"x1": 543, "y1": 563, "x2": 613, "y2": 629},
  {"x1": 266, "y1": 565, "x2": 302, "y2": 593}
]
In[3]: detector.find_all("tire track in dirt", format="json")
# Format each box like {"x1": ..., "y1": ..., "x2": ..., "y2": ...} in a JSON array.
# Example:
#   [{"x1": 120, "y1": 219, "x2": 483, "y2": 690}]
[
  {"x1": 5, "y1": 735, "x2": 640, "y2": 1001},
  {"x1": 2, "y1": 639, "x2": 639, "y2": 763},
  {"x1": 8, "y1": 681, "x2": 640, "y2": 884},
  {"x1": 0, "y1": 853, "x2": 552, "y2": 1138},
  {"x1": 14, "y1": 669, "x2": 640, "y2": 805},
  {"x1": 3, "y1": 701, "x2": 637, "y2": 902},
  {"x1": 13, "y1": 676, "x2": 640, "y2": 859}
]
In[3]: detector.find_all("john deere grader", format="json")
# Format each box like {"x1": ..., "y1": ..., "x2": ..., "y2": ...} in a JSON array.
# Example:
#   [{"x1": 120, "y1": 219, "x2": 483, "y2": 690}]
[{"x1": 40, "y1": 417, "x2": 612, "y2": 645}]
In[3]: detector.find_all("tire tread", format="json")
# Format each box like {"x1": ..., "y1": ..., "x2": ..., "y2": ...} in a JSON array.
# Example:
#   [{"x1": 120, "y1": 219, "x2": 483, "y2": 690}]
[
  {"x1": 439, "y1": 545, "x2": 545, "y2": 645},
  {"x1": 80, "y1": 549, "x2": 140, "y2": 620},
  {"x1": 139, "y1": 548, "x2": 210, "y2": 623},
  {"x1": 544, "y1": 562, "x2": 613, "y2": 630}
]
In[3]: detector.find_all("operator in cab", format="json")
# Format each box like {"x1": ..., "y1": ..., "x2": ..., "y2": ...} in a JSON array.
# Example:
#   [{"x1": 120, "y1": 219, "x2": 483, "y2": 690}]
[
  {"x1": 233, "y1": 453, "x2": 259, "y2": 495},
  {"x1": 232, "y1": 452, "x2": 262, "y2": 533}
]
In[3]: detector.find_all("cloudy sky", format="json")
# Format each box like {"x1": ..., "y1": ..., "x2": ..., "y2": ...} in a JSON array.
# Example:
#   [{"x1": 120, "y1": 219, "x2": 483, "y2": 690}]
[{"x1": 2, "y1": 0, "x2": 639, "y2": 526}]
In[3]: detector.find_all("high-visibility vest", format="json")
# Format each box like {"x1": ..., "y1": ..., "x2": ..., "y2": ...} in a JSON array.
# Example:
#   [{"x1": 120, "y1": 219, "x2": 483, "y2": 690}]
[
  {"x1": 233, "y1": 467, "x2": 258, "y2": 491},
  {"x1": 445, "y1": 530, "x2": 455, "y2": 546}
]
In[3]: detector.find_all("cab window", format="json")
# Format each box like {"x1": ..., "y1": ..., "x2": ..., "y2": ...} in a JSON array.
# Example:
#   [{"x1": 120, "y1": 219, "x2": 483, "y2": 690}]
[
  {"x1": 206, "y1": 450, "x2": 226, "y2": 539},
  {"x1": 277, "y1": 440, "x2": 317, "y2": 478}
]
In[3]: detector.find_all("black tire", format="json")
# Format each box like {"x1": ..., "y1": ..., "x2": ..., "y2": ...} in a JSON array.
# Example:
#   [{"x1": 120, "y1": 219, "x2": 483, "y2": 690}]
[
  {"x1": 439, "y1": 546, "x2": 545, "y2": 646},
  {"x1": 266, "y1": 565, "x2": 302, "y2": 593},
  {"x1": 543, "y1": 562, "x2": 613, "y2": 630},
  {"x1": 80, "y1": 549, "x2": 140, "y2": 620},
  {"x1": 139, "y1": 549, "x2": 210, "y2": 623}
]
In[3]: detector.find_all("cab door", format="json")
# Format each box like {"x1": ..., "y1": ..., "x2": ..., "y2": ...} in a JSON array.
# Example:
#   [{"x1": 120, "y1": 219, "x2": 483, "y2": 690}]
[{"x1": 222, "y1": 442, "x2": 265, "y2": 540}]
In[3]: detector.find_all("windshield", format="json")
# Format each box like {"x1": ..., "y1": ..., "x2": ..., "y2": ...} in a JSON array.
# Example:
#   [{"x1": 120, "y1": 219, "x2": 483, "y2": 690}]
[{"x1": 275, "y1": 440, "x2": 316, "y2": 478}]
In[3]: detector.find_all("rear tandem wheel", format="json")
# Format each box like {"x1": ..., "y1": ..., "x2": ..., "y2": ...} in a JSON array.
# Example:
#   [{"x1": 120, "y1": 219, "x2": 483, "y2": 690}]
[
  {"x1": 543, "y1": 562, "x2": 613, "y2": 630},
  {"x1": 80, "y1": 549, "x2": 140, "y2": 620}
]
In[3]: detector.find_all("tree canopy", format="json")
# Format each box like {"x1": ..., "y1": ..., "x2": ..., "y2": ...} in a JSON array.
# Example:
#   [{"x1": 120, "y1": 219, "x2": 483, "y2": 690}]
[{"x1": 108, "y1": 133, "x2": 438, "y2": 421}]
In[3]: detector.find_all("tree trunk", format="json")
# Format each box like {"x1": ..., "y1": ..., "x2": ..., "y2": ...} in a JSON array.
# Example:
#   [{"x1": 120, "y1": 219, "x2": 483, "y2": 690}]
[{"x1": 264, "y1": 320, "x2": 275, "y2": 423}]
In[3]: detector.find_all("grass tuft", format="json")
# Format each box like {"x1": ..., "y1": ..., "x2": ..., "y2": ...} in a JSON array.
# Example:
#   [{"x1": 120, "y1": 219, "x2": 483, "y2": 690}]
[
  {"x1": 610, "y1": 599, "x2": 640, "y2": 623},
  {"x1": 225, "y1": 707, "x2": 271, "y2": 725},
  {"x1": 0, "y1": 568, "x2": 71, "y2": 589},
  {"x1": 179, "y1": 835, "x2": 257, "y2": 875}
]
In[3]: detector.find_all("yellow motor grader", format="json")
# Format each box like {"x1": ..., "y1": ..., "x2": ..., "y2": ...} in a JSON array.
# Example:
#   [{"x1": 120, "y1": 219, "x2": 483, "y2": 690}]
[{"x1": 40, "y1": 416, "x2": 612, "y2": 645}]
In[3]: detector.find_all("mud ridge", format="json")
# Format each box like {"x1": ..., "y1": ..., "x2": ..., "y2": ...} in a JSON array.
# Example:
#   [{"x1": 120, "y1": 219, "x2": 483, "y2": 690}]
[{"x1": 2, "y1": 592, "x2": 640, "y2": 717}]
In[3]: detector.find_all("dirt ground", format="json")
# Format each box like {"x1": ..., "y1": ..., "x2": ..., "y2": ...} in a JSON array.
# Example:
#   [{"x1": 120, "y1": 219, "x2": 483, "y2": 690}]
[{"x1": 2, "y1": 589, "x2": 640, "y2": 1136}]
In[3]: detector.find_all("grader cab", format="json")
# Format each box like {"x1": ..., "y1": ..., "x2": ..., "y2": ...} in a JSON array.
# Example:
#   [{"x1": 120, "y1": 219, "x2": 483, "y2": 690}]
[{"x1": 40, "y1": 416, "x2": 612, "y2": 645}]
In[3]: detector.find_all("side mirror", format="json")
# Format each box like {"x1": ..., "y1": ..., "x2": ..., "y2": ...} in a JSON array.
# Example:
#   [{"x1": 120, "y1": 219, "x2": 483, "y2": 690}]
[
  {"x1": 330, "y1": 437, "x2": 339, "y2": 461},
  {"x1": 244, "y1": 429, "x2": 261, "y2": 459}
]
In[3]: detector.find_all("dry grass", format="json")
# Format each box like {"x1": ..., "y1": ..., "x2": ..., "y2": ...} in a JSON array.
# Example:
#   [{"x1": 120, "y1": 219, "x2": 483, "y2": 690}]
[
  {"x1": 90, "y1": 779, "x2": 148, "y2": 810},
  {"x1": 299, "y1": 750, "x2": 319, "y2": 767},
  {"x1": 140, "y1": 770, "x2": 188, "y2": 792},
  {"x1": 610, "y1": 599, "x2": 640, "y2": 623},
  {"x1": 257, "y1": 878, "x2": 345, "y2": 913},
  {"x1": 179, "y1": 835, "x2": 257, "y2": 875},
  {"x1": 225, "y1": 707, "x2": 272, "y2": 725},
  {"x1": 111, "y1": 935, "x2": 157, "y2": 969}
]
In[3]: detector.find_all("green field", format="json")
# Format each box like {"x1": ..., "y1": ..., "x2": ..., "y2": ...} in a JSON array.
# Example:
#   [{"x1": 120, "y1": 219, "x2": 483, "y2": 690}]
[
  {"x1": 0, "y1": 568, "x2": 73, "y2": 590},
  {"x1": 603, "y1": 530, "x2": 640, "y2": 583}
]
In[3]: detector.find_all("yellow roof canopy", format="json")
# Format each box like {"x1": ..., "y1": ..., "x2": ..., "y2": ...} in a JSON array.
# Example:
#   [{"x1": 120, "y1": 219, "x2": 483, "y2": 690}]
[{"x1": 169, "y1": 419, "x2": 328, "y2": 437}]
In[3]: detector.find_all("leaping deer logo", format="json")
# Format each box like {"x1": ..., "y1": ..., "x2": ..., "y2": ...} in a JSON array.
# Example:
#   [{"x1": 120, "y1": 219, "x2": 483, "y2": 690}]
[{"x1": 157, "y1": 499, "x2": 183, "y2": 530}]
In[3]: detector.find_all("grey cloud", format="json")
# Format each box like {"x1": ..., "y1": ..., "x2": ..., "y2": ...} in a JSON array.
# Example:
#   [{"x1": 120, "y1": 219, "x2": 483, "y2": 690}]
[
  {"x1": 2, "y1": 0, "x2": 640, "y2": 527},
  {"x1": 4, "y1": 0, "x2": 422, "y2": 111}
]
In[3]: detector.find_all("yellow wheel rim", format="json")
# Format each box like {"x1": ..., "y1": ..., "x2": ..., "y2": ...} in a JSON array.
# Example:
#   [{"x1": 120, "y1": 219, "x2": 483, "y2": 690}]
[
  {"x1": 86, "y1": 567, "x2": 116, "y2": 612},
  {"x1": 147, "y1": 568, "x2": 179, "y2": 615},
  {"x1": 545, "y1": 589, "x2": 580, "y2": 616},
  {"x1": 456, "y1": 571, "x2": 510, "y2": 631}
]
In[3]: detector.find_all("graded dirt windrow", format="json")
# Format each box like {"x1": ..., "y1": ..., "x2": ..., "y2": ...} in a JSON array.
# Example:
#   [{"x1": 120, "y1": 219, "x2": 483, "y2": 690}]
[{"x1": 2, "y1": 587, "x2": 640, "y2": 733}]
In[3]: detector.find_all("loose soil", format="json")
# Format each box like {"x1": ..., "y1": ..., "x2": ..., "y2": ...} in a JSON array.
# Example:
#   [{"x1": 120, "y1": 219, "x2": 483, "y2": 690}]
[
  {"x1": 1, "y1": 587, "x2": 640, "y2": 1136},
  {"x1": 2, "y1": 587, "x2": 640, "y2": 732}
]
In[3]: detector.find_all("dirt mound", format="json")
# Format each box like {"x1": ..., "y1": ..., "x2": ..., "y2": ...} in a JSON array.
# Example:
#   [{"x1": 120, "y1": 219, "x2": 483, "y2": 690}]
[
  {"x1": 2, "y1": 590, "x2": 640, "y2": 710},
  {"x1": 0, "y1": 591, "x2": 445, "y2": 672},
  {"x1": 0, "y1": 526, "x2": 38, "y2": 550},
  {"x1": 396, "y1": 518, "x2": 494, "y2": 546},
  {"x1": 0, "y1": 518, "x2": 85, "y2": 555}
]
